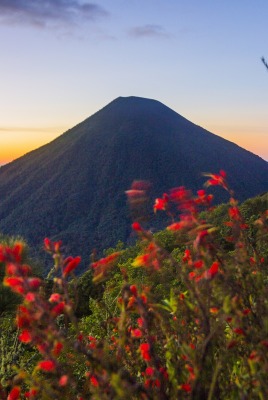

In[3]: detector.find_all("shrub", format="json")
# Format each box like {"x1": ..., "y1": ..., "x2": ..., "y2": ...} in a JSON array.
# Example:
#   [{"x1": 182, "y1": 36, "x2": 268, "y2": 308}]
[{"x1": 0, "y1": 171, "x2": 268, "y2": 399}]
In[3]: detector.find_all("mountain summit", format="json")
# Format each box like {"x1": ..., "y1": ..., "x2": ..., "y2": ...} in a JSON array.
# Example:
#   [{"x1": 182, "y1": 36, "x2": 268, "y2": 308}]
[{"x1": 0, "y1": 96, "x2": 267, "y2": 266}]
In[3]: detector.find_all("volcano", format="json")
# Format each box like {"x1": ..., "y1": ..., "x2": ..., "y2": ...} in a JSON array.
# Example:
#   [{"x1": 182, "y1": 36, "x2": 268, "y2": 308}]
[{"x1": 0, "y1": 96, "x2": 267, "y2": 268}]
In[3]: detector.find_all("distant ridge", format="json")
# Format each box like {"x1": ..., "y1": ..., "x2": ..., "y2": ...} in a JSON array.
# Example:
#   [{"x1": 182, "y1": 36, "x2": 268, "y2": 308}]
[{"x1": 0, "y1": 96, "x2": 267, "y2": 269}]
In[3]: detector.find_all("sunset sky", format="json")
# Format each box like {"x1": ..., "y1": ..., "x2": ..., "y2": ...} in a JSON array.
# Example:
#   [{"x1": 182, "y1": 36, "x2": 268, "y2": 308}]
[{"x1": 0, "y1": 0, "x2": 267, "y2": 165}]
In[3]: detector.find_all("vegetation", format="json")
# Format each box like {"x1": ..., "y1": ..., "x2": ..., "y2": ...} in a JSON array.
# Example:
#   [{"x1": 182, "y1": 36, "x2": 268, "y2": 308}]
[{"x1": 0, "y1": 171, "x2": 267, "y2": 399}]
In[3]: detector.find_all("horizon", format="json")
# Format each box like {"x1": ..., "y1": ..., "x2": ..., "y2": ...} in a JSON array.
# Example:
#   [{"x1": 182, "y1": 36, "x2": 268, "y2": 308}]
[
  {"x1": 0, "y1": 1, "x2": 268, "y2": 164},
  {"x1": 0, "y1": 94, "x2": 268, "y2": 167}
]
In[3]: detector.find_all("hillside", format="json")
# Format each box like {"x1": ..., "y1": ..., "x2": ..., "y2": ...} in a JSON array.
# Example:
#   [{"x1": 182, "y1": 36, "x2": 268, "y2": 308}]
[{"x1": 0, "y1": 96, "x2": 267, "y2": 269}]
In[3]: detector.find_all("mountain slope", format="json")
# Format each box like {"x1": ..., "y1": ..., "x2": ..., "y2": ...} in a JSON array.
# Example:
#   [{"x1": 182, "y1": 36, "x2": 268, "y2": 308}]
[{"x1": 0, "y1": 96, "x2": 267, "y2": 267}]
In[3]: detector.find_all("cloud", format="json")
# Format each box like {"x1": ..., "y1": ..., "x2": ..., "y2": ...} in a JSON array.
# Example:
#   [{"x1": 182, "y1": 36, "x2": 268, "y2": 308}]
[
  {"x1": 128, "y1": 24, "x2": 169, "y2": 38},
  {"x1": 0, "y1": 0, "x2": 109, "y2": 28}
]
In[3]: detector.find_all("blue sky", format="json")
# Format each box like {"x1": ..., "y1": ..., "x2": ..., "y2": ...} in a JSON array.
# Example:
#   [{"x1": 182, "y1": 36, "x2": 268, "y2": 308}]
[{"x1": 0, "y1": 0, "x2": 267, "y2": 164}]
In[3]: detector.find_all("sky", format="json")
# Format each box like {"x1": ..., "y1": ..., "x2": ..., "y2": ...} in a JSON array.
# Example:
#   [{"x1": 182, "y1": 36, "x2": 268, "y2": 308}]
[{"x1": 0, "y1": 0, "x2": 268, "y2": 165}]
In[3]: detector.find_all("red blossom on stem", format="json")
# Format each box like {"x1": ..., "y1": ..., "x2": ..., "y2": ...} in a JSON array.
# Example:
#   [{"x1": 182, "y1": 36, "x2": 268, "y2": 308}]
[
  {"x1": 63, "y1": 256, "x2": 81, "y2": 276},
  {"x1": 19, "y1": 329, "x2": 32, "y2": 344},
  {"x1": 140, "y1": 343, "x2": 151, "y2": 361},
  {"x1": 204, "y1": 170, "x2": 228, "y2": 190},
  {"x1": 132, "y1": 221, "x2": 143, "y2": 232},
  {"x1": 7, "y1": 387, "x2": 21, "y2": 400},
  {"x1": 37, "y1": 360, "x2": 56, "y2": 372},
  {"x1": 153, "y1": 193, "x2": 169, "y2": 212}
]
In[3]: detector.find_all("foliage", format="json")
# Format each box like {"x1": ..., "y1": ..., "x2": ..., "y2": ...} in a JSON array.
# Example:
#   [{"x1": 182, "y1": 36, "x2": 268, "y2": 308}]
[{"x1": 0, "y1": 171, "x2": 268, "y2": 399}]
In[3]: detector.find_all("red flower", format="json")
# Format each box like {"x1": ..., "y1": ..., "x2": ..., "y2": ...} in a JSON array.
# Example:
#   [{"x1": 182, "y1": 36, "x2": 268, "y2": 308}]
[
  {"x1": 193, "y1": 260, "x2": 203, "y2": 269},
  {"x1": 130, "y1": 285, "x2": 138, "y2": 296},
  {"x1": 51, "y1": 301, "x2": 65, "y2": 316},
  {"x1": 145, "y1": 367, "x2": 154, "y2": 376},
  {"x1": 7, "y1": 387, "x2": 21, "y2": 400},
  {"x1": 154, "y1": 193, "x2": 168, "y2": 212},
  {"x1": 204, "y1": 170, "x2": 228, "y2": 190},
  {"x1": 233, "y1": 327, "x2": 245, "y2": 336},
  {"x1": 53, "y1": 342, "x2": 63, "y2": 356},
  {"x1": 63, "y1": 256, "x2": 81, "y2": 276},
  {"x1": 90, "y1": 376, "x2": 99, "y2": 387},
  {"x1": 182, "y1": 249, "x2": 191, "y2": 262},
  {"x1": 132, "y1": 222, "x2": 142, "y2": 231},
  {"x1": 91, "y1": 252, "x2": 120, "y2": 269},
  {"x1": 49, "y1": 293, "x2": 61, "y2": 303},
  {"x1": 19, "y1": 329, "x2": 32, "y2": 344},
  {"x1": 205, "y1": 261, "x2": 219, "y2": 279},
  {"x1": 25, "y1": 389, "x2": 38, "y2": 398},
  {"x1": 131, "y1": 328, "x2": 142, "y2": 338},
  {"x1": 44, "y1": 238, "x2": 62, "y2": 253},
  {"x1": 229, "y1": 207, "x2": 241, "y2": 220},
  {"x1": 181, "y1": 383, "x2": 191, "y2": 392},
  {"x1": 59, "y1": 375, "x2": 68, "y2": 386},
  {"x1": 25, "y1": 292, "x2": 36, "y2": 302},
  {"x1": 4, "y1": 277, "x2": 24, "y2": 294},
  {"x1": 167, "y1": 222, "x2": 183, "y2": 231},
  {"x1": 170, "y1": 187, "x2": 189, "y2": 202},
  {"x1": 188, "y1": 271, "x2": 196, "y2": 280},
  {"x1": 28, "y1": 277, "x2": 42, "y2": 290},
  {"x1": 38, "y1": 360, "x2": 56, "y2": 372},
  {"x1": 12, "y1": 243, "x2": 24, "y2": 263},
  {"x1": 140, "y1": 343, "x2": 151, "y2": 361}
]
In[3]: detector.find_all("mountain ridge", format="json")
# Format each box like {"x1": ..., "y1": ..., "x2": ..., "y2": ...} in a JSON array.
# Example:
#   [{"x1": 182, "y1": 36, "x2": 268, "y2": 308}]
[{"x1": 0, "y1": 96, "x2": 267, "y2": 269}]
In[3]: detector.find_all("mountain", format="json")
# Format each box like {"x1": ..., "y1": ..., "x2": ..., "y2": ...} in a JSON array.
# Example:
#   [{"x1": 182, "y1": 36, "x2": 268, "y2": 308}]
[{"x1": 0, "y1": 96, "x2": 267, "y2": 269}]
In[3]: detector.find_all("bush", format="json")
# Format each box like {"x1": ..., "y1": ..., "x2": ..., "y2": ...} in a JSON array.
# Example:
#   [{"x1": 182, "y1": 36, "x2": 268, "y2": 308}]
[{"x1": 0, "y1": 171, "x2": 268, "y2": 399}]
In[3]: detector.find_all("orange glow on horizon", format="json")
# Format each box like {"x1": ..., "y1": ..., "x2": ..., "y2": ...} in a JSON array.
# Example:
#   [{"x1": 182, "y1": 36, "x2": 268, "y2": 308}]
[
  {"x1": 204, "y1": 125, "x2": 268, "y2": 161},
  {"x1": 0, "y1": 124, "x2": 267, "y2": 165},
  {"x1": 0, "y1": 127, "x2": 66, "y2": 165}
]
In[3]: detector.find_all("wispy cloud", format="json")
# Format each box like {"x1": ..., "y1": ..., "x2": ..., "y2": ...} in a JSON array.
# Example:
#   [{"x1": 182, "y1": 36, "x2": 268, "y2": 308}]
[
  {"x1": 0, "y1": 0, "x2": 109, "y2": 28},
  {"x1": 128, "y1": 24, "x2": 169, "y2": 39}
]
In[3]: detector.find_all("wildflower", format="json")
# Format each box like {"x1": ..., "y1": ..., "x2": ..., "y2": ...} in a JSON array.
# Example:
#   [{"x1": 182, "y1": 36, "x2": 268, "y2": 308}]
[
  {"x1": 49, "y1": 293, "x2": 61, "y2": 303},
  {"x1": 59, "y1": 375, "x2": 68, "y2": 386},
  {"x1": 233, "y1": 327, "x2": 245, "y2": 336},
  {"x1": 145, "y1": 367, "x2": 154, "y2": 376},
  {"x1": 204, "y1": 170, "x2": 228, "y2": 190},
  {"x1": 182, "y1": 249, "x2": 191, "y2": 262},
  {"x1": 51, "y1": 302, "x2": 65, "y2": 316},
  {"x1": 38, "y1": 360, "x2": 56, "y2": 372},
  {"x1": 63, "y1": 256, "x2": 81, "y2": 276},
  {"x1": 130, "y1": 285, "x2": 138, "y2": 296},
  {"x1": 154, "y1": 193, "x2": 168, "y2": 212},
  {"x1": 204, "y1": 261, "x2": 219, "y2": 279},
  {"x1": 53, "y1": 342, "x2": 63, "y2": 356},
  {"x1": 25, "y1": 389, "x2": 38, "y2": 398},
  {"x1": 7, "y1": 387, "x2": 21, "y2": 400},
  {"x1": 131, "y1": 328, "x2": 142, "y2": 338},
  {"x1": 140, "y1": 343, "x2": 151, "y2": 361},
  {"x1": 181, "y1": 383, "x2": 191, "y2": 392},
  {"x1": 90, "y1": 376, "x2": 99, "y2": 387},
  {"x1": 25, "y1": 292, "x2": 36, "y2": 302},
  {"x1": 132, "y1": 221, "x2": 142, "y2": 231},
  {"x1": 210, "y1": 307, "x2": 219, "y2": 314},
  {"x1": 19, "y1": 330, "x2": 32, "y2": 344},
  {"x1": 4, "y1": 277, "x2": 24, "y2": 294},
  {"x1": 28, "y1": 277, "x2": 42, "y2": 290}
]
